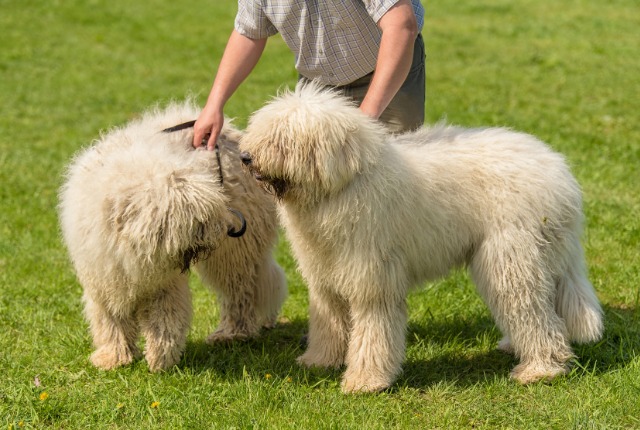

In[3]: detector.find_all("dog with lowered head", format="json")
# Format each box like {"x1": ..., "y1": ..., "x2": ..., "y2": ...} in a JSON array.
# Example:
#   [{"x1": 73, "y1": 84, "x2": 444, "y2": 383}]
[{"x1": 59, "y1": 101, "x2": 287, "y2": 372}]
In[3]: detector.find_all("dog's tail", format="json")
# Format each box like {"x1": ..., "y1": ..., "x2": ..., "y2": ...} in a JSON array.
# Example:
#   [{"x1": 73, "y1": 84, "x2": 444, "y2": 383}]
[{"x1": 555, "y1": 238, "x2": 604, "y2": 344}]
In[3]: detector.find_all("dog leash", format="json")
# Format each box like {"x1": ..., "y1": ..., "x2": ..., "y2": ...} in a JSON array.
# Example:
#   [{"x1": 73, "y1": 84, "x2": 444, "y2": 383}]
[
  {"x1": 161, "y1": 121, "x2": 246, "y2": 238},
  {"x1": 161, "y1": 119, "x2": 197, "y2": 133}
]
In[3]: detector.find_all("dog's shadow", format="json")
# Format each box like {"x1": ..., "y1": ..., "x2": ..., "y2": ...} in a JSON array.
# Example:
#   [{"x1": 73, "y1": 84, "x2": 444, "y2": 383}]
[
  {"x1": 180, "y1": 318, "x2": 342, "y2": 385},
  {"x1": 404, "y1": 303, "x2": 639, "y2": 389},
  {"x1": 179, "y1": 304, "x2": 638, "y2": 390},
  {"x1": 400, "y1": 315, "x2": 516, "y2": 389}
]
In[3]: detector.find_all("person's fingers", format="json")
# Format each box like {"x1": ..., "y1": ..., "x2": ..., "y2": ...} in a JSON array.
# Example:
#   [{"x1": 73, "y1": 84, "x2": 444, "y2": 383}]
[
  {"x1": 206, "y1": 130, "x2": 219, "y2": 151},
  {"x1": 193, "y1": 122, "x2": 208, "y2": 148},
  {"x1": 206, "y1": 116, "x2": 224, "y2": 151}
]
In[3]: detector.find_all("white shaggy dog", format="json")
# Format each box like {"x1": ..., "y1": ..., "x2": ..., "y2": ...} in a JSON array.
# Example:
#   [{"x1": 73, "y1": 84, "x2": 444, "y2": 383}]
[
  {"x1": 59, "y1": 101, "x2": 287, "y2": 372},
  {"x1": 239, "y1": 83, "x2": 603, "y2": 392}
]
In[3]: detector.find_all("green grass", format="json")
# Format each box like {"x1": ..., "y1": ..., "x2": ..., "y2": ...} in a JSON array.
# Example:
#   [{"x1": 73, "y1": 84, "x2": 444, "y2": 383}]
[{"x1": 1, "y1": 0, "x2": 639, "y2": 428}]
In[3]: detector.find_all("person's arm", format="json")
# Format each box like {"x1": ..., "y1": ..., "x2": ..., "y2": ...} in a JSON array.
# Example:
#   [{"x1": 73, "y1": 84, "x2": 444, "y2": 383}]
[
  {"x1": 358, "y1": 0, "x2": 418, "y2": 119},
  {"x1": 194, "y1": 29, "x2": 267, "y2": 150}
]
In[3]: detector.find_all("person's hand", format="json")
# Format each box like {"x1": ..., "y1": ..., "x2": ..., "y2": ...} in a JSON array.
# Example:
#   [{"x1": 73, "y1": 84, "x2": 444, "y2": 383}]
[
  {"x1": 358, "y1": 104, "x2": 381, "y2": 120},
  {"x1": 193, "y1": 106, "x2": 224, "y2": 150},
  {"x1": 191, "y1": 30, "x2": 267, "y2": 150}
]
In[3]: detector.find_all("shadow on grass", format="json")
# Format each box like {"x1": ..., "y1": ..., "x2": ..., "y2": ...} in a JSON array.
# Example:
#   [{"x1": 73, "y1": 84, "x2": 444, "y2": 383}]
[
  {"x1": 404, "y1": 303, "x2": 639, "y2": 389},
  {"x1": 180, "y1": 317, "x2": 332, "y2": 381},
  {"x1": 401, "y1": 314, "x2": 517, "y2": 388},
  {"x1": 178, "y1": 304, "x2": 638, "y2": 389}
]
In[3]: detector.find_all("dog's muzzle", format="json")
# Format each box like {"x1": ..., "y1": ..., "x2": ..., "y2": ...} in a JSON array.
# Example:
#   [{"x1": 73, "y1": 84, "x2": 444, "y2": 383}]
[
  {"x1": 240, "y1": 151, "x2": 287, "y2": 199},
  {"x1": 240, "y1": 151, "x2": 261, "y2": 180}
]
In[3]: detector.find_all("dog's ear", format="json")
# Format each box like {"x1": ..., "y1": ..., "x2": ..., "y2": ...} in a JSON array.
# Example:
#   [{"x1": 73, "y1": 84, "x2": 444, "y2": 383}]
[
  {"x1": 106, "y1": 185, "x2": 176, "y2": 260},
  {"x1": 312, "y1": 123, "x2": 362, "y2": 193},
  {"x1": 105, "y1": 189, "x2": 161, "y2": 266},
  {"x1": 105, "y1": 169, "x2": 228, "y2": 265},
  {"x1": 284, "y1": 81, "x2": 386, "y2": 193},
  {"x1": 311, "y1": 118, "x2": 386, "y2": 195}
]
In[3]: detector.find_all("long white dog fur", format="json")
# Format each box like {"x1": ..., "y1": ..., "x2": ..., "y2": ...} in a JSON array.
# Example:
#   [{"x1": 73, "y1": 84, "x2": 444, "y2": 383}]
[
  {"x1": 239, "y1": 82, "x2": 603, "y2": 392},
  {"x1": 59, "y1": 101, "x2": 287, "y2": 372}
]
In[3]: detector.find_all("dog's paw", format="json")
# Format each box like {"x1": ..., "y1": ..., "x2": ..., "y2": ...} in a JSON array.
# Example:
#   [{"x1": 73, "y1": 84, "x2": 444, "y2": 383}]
[
  {"x1": 205, "y1": 329, "x2": 251, "y2": 344},
  {"x1": 145, "y1": 349, "x2": 182, "y2": 372},
  {"x1": 497, "y1": 336, "x2": 514, "y2": 354},
  {"x1": 510, "y1": 361, "x2": 569, "y2": 384},
  {"x1": 90, "y1": 346, "x2": 136, "y2": 370},
  {"x1": 340, "y1": 372, "x2": 391, "y2": 394},
  {"x1": 260, "y1": 318, "x2": 278, "y2": 330},
  {"x1": 205, "y1": 320, "x2": 262, "y2": 344},
  {"x1": 295, "y1": 352, "x2": 343, "y2": 369}
]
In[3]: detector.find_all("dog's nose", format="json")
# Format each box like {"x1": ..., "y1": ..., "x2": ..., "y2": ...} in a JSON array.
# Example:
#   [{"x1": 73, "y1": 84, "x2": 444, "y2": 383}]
[{"x1": 240, "y1": 151, "x2": 252, "y2": 166}]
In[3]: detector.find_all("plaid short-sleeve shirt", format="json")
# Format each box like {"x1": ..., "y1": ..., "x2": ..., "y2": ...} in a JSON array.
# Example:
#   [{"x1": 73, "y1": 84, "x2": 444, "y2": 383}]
[{"x1": 235, "y1": 0, "x2": 425, "y2": 86}]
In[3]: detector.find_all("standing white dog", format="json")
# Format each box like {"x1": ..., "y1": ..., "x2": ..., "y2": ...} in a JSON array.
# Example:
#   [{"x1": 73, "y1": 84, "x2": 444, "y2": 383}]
[
  {"x1": 59, "y1": 101, "x2": 287, "y2": 372},
  {"x1": 239, "y1": 83, "x2": 603, "y2": 392}
]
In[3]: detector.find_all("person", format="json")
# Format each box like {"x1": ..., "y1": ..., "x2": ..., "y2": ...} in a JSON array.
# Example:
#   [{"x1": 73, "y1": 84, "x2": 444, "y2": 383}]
[{"x1": 194, "y1": 0, "x2": 425, "y2": 150}]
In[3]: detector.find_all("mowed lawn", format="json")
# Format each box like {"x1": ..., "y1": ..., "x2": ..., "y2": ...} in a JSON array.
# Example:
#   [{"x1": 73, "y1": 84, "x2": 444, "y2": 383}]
[{"x1": 1, "y1": 0, "x2": 638, "y2": 428}]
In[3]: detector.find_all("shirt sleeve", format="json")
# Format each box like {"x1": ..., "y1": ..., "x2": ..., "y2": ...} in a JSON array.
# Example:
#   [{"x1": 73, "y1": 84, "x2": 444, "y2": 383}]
[
  {"x1": 361, "y1": 0, "x2": 401, "y2": 24},
  {"x1": 235, "y1": 0, "x2": 279, "y2": 39}
]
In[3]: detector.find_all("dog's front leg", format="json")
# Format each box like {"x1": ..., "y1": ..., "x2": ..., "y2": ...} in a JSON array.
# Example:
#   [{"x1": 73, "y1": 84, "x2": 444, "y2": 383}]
[
  {"x1": 137, "y1": 275, "x2": 192, "y2": 372},
  {"x1": 296, "y1": 285, "x2": 349, "y2": 369},
  {"x1": 84, "y1": 293, "x2": 140, "y2": 370},
  {"x1": 341, "y1": 295, "x2": 408, "y2": 393}
]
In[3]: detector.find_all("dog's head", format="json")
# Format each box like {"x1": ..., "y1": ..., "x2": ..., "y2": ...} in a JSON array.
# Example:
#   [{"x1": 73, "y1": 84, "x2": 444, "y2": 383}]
[
  {"x1": 104, "y1": 140, "x2": 240, "y2": 274},
  {"x1": 239, "y1": 82, "x2": 385, "y2": 204},
  {"x1": 110, "y1": 171, "x2": 230, "y2": 273}
]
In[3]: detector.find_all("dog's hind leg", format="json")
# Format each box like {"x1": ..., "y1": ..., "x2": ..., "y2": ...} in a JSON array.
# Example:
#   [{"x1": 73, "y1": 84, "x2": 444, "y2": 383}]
[
  {"x1": 296, "y1": 284, "x2": 350, "y2": 370},
  {"x1": 137, "y1": 274, "x2": 192, "y2": 372},
  {"x1": 83, "y1": 293, "x2": 139, "y2": 370},
  {"x1": 254, "y1": 257, "x2": 288, "y2": 329},
  {"x1": 555, "y1": 237, "x2": 603, "y2": 343},
  {"x1": 197, "y1": 257, "x2": 265, "y2": 342},
  {"x1": 340, "y1": 293, "x2": 408, "y2": 393},
  {"x1": 204, "y1": 277, "x2": 262, "y2": 343},
  {"x1": 471, "y1": 232, "x2": 575, "y2": 384}
]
